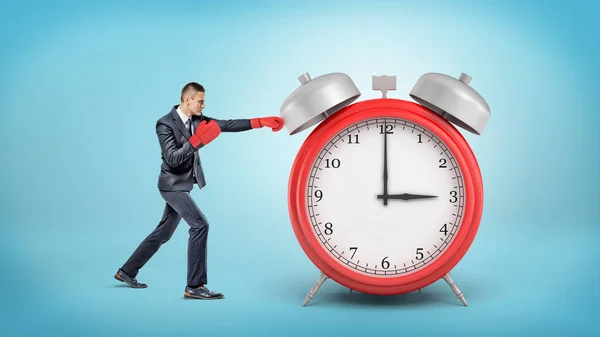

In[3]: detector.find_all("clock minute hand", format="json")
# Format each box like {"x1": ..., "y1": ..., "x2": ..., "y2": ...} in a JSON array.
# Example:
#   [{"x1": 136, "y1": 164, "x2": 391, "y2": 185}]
[
  {"x1": 377, "y1": 193, "x2": 438, "y2": 201},
  {"x1": 382, "y1": 122, "x2": 389, "y2": 206}
]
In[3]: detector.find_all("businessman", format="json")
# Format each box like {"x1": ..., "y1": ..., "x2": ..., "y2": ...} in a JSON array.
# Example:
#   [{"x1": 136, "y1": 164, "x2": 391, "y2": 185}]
[{"x1": 114, "y1": 82, "x2": 284, "y2": 300}]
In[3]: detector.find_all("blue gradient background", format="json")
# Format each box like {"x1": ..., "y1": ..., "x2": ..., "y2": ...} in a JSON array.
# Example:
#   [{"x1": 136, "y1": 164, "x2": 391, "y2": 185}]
[{"x1": 1, "y1": 0, "x2": 598, "y2": 336}]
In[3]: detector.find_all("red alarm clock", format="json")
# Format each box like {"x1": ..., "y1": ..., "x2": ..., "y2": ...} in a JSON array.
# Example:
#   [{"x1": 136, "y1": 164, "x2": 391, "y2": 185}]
[{"x1": 279, "y1": 72, "x2": 490, "y2": 306}]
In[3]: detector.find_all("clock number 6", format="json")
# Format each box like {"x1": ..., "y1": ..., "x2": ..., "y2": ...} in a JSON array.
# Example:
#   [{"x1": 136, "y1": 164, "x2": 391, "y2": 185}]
[{"x1": 381, "y1": 256, "x2": 390, "y2": 269}]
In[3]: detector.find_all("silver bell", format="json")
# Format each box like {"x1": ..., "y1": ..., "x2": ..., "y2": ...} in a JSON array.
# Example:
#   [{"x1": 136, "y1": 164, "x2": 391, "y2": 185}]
[
  {"x1": 279, "y1": 72, "x2": 361, "y2": 135},
  {"x1": 410, "y1": 73, "x2": 490, "y2": 135}
]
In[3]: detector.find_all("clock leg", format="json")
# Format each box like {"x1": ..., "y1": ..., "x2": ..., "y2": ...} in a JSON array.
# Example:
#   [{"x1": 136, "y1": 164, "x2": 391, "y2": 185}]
[
  {"x1": 302, "y1": 272, "x2": 328, "y2": 306},
  {"x1": 443, "y1": 273, "x2": 468, "y2": 306}
]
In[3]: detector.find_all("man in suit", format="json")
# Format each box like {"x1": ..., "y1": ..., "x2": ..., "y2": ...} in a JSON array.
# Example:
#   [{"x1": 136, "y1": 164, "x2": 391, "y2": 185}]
[{"x1": 114, "y1": 82, "x2": 284, "y2": 300}]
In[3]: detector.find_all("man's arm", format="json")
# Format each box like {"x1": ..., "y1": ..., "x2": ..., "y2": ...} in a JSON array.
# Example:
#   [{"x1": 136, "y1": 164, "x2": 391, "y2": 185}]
[
  {"x1": 204, "y1": 116, "x2": 251, "y2": 132},
  {"x1": 156, "y1": 121, "x2": 197, "y2": 168},
  {"x1": 204, "y1": 115, "x2": 284, "y2": 132}
]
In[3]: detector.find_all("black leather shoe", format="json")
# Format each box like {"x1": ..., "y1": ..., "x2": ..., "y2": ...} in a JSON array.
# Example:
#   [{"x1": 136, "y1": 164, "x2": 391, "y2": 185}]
[
  {"x1": 114, "y1": 269, "x2": 147, "y2": 288},
  {"x1": 184, "y1": 286, "x2": 224, "y2": 300}
]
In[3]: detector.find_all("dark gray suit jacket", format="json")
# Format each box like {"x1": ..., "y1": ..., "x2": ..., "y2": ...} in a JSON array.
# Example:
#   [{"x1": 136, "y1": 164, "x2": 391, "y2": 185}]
[{"x1": 156, "y1": 105, "x2": 252, "y2": 191}]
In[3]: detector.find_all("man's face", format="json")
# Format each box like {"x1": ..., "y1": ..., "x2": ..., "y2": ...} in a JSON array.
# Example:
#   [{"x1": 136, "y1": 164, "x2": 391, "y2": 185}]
[{"x1": 186, "y1": 91, "x2": 205, "y2": 116}]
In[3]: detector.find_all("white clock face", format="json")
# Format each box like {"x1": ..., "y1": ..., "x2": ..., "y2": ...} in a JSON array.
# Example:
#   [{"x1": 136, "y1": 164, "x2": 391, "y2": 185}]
[{"x1": 306, "y1": 117, "x2": 465, "y2": 277}]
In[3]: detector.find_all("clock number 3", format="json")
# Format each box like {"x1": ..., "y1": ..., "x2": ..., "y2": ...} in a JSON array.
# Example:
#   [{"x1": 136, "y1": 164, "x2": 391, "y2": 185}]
[{"x1": 449, "y1": 190, "x2": 458, "y2": 203}]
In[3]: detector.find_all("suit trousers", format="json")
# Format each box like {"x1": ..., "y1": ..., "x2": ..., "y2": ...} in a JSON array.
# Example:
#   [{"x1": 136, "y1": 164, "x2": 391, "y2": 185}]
[{"x1": 121, "y1": 190, "x2": 209, "y2": 287}]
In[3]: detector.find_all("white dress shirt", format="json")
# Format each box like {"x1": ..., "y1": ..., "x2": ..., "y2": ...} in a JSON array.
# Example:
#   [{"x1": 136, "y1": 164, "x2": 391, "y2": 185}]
[{"x1": 176, "y1": 107, "x2": 193, "y2": 133}]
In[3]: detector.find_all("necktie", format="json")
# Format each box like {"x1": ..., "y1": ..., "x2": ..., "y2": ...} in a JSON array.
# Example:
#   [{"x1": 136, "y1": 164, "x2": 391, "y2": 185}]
[
  {"x1": 186, "y1": 118, "x2": 193, "y2": 135},
  {"x1": 186, "y1": 119, "x2": 196, "y2": 179}
]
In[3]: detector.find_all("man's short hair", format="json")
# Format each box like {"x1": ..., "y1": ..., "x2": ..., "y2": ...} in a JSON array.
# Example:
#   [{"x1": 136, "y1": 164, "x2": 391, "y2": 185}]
[{"x1": 181, "y1": 82, "x2": 205, "y2": 101}]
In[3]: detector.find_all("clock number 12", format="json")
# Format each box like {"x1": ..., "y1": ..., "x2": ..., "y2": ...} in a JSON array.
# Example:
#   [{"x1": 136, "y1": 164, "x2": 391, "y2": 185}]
[{"x1": 379, "y1": 124, "x2": 394, "y2": 134}]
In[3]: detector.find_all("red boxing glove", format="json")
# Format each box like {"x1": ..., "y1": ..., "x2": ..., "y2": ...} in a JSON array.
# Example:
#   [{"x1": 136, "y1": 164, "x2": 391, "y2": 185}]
[
  {"x1": 250, "y1": 116, "x2": 284, "y2": 132},
  {"x1": 189, "y1": 120, "x2": 221, "y2": 148}
]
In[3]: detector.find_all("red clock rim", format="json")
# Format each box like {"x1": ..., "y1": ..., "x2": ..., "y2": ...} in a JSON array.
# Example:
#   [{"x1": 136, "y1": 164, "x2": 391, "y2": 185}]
[{"x1": 288, "y1": 99, "x2": 484, "y2": 295}]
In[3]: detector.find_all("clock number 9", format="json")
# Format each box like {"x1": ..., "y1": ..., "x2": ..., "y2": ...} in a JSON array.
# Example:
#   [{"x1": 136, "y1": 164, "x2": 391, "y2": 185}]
[
  {"x1": 325, "y1": 158, "x2": 340, "y2": 168},
  {"x1": 314, "y1": 189, "x2": 323, "y2": 202},
  {"x1": 449, "y1": 190, "x2": 458, "y2": 203},
  {"x1": 324, "y1": 222, "x2": 333, "y2": 235}
]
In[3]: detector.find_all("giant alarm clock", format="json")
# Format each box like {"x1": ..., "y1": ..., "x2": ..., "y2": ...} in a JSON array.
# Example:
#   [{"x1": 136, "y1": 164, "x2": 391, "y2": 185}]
[{"x1": 279, "y1": 72, "x2": 490, "y2": 307}]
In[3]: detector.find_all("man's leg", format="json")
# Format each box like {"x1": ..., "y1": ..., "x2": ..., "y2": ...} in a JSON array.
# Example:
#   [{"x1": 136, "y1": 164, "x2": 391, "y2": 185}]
[
  {"x1": 119, "y1": 202, "x2": 182, "y2": 284},
  {"x1": 160, "y1": 190, "x2": 223, "y2": 299}
]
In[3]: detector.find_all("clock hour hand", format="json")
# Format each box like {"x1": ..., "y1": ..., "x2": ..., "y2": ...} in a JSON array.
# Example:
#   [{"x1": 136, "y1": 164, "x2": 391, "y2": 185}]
[{"x1": 377, "y1": 193, "x2": 438, "y2": 201}]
